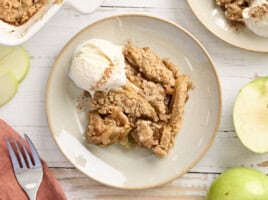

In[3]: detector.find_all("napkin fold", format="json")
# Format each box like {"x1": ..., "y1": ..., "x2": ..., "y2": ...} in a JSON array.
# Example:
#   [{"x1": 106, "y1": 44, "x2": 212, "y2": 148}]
[{"x1": 0, "y1": 119, "x2": 66, "y2": 200}]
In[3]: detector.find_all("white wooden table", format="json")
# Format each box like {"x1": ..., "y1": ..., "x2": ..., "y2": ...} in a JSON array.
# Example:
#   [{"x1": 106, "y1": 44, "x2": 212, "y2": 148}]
[{"x1": 1, "y1": 1, "x2": 268, "y2": 199}]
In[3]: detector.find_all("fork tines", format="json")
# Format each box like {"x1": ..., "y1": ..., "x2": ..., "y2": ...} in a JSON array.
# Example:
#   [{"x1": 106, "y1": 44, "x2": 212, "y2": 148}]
[{"x1": 5, "y1": 134, "x2": 42, "y2": 170}]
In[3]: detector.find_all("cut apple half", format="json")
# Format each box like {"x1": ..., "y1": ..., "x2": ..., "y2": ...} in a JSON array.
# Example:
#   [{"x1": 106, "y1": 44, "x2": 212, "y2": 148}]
[
  {"x1": 233, "y1": 77, "x2": 268, "y2": 153},
  {"x1": 0, "y1": 71, "x2": 19, "y2": 106},
  {"x1": 0, "y1": 46, "x2": 30, "y2": 82}
]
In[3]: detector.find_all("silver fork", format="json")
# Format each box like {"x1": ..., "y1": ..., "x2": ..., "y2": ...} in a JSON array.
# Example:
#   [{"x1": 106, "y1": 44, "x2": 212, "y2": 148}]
[{"x1": 5, "y1": 134, "x2": 43, "y2": 200}]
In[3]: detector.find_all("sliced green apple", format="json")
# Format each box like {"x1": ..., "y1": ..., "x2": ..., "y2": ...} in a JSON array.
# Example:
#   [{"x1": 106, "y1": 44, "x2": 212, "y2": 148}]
[
  {"x1": 0, "y1": 45, "x2": 15, "y2": 60},
  {"x1": 233, "y1": 77, "x2": 268, "y2": 153},
  {"x1": 0, "y1": 71, "x2": 19, "y2": 106},
  {"x1": 0, "y1": 46, "x2": 30, "y2": 82}
]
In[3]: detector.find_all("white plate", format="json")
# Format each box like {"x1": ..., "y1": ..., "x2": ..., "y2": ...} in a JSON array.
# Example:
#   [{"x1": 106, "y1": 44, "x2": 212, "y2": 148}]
[
  {"x1": 46, "y1": 14, "x2": 222, "y2": 189},
  {"x1": 0, "y1": 0, "x2": 102, "y2": 46},
  {"x1": 188, "y1": 0, "x2": 268, "y2": 52}
]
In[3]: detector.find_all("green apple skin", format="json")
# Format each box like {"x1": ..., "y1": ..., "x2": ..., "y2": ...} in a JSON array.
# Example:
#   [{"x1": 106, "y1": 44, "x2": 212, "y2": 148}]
[
  {"x1": 233, "y1": 77, "x2": 268, "y2": 153},
  {"x1": 206, "y1": 168, "x2": 268, "y2": 200}
]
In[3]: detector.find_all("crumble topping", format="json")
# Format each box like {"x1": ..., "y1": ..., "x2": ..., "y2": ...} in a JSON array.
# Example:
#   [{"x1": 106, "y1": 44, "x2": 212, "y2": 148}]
[
  {"x1": 124, "y1": 44, "x2": 176, "y2": 91},
  {"x1": 86, "y1": 44, "x2": 192, "y2": 157},
  {"x1": 0, "y1": 0, "x2": 62, "y2": 26},
  {"x1": 215, "y1": 0, "x2": 252, "y2": 22}
]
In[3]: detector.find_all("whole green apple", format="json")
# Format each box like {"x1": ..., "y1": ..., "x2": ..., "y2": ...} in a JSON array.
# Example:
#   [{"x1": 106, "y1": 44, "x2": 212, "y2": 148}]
[{"x1": 206, "y1": 168, "x2": 268, "y2": 200}]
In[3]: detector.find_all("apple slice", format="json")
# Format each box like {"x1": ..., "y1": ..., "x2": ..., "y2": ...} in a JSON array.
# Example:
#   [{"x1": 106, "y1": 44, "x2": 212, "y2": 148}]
[
  {"x1": 233, "y1": 77, "x2": 268, "y2": 153},
  {"x1": 0, "y1": 71, "x2": 19, "y2": 106},
  {"x1": 0, "y1": 46, "x2": 30, "y2": 82},
  {"x1": 0, "y1": 45, "x2": 15, "y2": 60}
]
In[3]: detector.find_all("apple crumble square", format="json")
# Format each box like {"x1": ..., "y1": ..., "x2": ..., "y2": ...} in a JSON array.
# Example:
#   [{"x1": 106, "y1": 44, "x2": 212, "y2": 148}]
[{"x1": 86, "y1": 43, "x2": 192, "y2": 157}]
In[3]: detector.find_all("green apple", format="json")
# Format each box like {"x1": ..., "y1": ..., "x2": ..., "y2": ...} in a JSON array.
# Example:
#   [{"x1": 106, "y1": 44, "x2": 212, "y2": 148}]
[
  {"x1": 233, "y1": 77, "x2": 268, "y2": 153},
  {"x1": 206, "y1": 168, "x2": 268, "y2": 200},
  {"x1": 0, "y1": 46, "x2": 30, "y2": 82},
  {"x1": 0, "y1": 71, "x2": 19, "y2": 106},
  {"x1": 0, "y1": 45, "x2": 15, "y2": 60}
]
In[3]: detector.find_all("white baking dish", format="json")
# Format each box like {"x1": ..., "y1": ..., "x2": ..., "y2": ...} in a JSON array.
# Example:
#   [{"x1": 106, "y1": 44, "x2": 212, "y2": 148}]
[{"x1": 0, "y1": 0, "x2": 102, "y2": 46}]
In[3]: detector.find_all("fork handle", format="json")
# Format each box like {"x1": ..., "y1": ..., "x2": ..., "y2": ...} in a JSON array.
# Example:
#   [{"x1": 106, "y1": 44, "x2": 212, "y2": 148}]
[{"x1": 25, "y1": 189, "x2": 37, "y2": 200}]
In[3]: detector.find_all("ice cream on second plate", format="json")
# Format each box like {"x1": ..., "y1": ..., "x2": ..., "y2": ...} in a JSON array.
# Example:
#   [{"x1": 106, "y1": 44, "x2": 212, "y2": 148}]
[
  {"x1": 243, "y1": 0, "x2": 268, "y2": 37},
  {"x1": 69, "y1": 39, "x2": 127, "y2": 96}
]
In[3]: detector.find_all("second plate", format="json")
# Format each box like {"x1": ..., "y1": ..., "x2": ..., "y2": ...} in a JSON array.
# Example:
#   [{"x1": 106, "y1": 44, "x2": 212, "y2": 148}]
[{"x1": 188, "y1": 0, "x2": 268, "y2": 52}]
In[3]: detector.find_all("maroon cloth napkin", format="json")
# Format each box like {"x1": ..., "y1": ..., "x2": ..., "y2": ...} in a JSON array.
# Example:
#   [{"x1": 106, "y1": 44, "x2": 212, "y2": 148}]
[{"x1": 0, "y1": 119, "x2": 67, "y2": 200}]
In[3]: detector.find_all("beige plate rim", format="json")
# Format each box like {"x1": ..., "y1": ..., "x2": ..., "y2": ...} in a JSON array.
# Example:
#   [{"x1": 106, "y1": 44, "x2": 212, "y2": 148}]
[
  {"x1": 46, "y1": 13, "x2": 222, "y2": 190},
  {"x1": 187, "y1": 0, "x2": 268, "y2": 53}
]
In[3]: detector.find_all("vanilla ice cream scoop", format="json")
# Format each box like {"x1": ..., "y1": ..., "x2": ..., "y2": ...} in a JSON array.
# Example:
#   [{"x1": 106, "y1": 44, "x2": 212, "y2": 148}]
[
  {"x1": 243, "y1": 0, "x2": 268, "y2": 37},
  {"x1": 69, "y1": 39, "x2": 127, "y2": 96}
]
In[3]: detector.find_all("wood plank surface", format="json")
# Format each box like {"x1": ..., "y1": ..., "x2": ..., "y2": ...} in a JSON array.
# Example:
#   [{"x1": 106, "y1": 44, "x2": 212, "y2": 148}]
[
  {"x1": 0, "y1": 0, "x2": 267, "y2": 199},
  {"x1": 51, "y1": 168, "x2": 216, "y2": 200}
]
